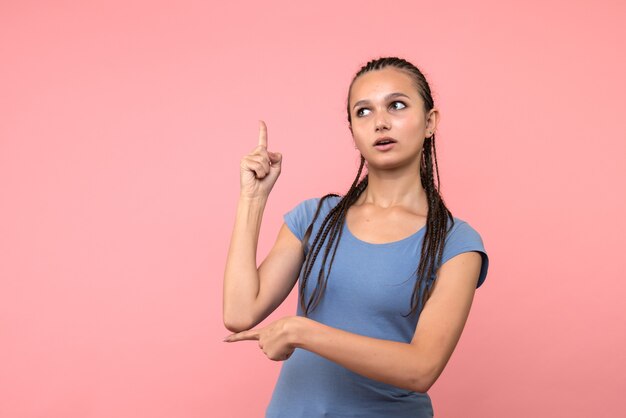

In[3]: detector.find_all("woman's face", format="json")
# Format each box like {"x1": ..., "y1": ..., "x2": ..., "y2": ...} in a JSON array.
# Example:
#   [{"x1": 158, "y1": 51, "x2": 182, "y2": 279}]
[{"x1": 348, "y1": 67, "x2": 437, "y2": 171}]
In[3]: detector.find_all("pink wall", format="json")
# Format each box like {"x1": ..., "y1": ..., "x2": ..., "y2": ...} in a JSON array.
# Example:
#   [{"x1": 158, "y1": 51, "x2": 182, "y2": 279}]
[{"x1": 1, "y1": 1, "x2": 625, "y2": 417}]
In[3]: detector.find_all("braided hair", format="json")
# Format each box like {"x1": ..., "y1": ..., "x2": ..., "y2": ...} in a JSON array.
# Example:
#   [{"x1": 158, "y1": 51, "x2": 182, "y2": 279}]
[{"x1": 299, "y1": 57, "x2": 454, "y2": 318}]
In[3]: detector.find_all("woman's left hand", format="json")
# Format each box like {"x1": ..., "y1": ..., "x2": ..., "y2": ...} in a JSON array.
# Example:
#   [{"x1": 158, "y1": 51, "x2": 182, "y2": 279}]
[{"x1": 223, "y1": 316, "x2": 301, "y2": 361}]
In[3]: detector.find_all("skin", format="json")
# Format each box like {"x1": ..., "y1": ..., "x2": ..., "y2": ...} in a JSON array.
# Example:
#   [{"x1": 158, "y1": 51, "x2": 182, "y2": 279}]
[
  {"x1": 222, "y1": 68, "x2": 483, "y2": 393},
  {"x1": 347, "y1": 67, "x2": 437, "y2": 242}
]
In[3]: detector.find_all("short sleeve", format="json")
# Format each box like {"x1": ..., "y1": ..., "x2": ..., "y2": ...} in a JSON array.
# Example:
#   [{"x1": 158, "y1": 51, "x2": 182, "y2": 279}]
[
  {"x1": 440, "y1": 220, "x2": 489, "y2": 288},
  {"x1": 283, "y1": 197, "x2": 322, "y2": 241}
]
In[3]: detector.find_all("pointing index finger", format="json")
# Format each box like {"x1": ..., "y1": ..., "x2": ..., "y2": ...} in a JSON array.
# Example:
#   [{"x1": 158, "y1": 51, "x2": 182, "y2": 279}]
[
  {"x1": 258, "y1": 120, "x2": 268, "y2": 148},
  {"x1": 224, "y1": 329, "x2": 260, "y2": 342}
]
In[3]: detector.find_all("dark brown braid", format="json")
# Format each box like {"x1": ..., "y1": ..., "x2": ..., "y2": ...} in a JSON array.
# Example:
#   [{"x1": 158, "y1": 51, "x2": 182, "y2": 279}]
[{"x1": 299, "y1": 57, "x2": 454, "y2": 318}]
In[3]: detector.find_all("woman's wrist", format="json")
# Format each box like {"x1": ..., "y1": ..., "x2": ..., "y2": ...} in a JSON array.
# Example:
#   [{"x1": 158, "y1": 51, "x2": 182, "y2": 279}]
[
  {"x1": 239, "y1": 192, "x2": 269, "y2": 204},
  {"x1": 237, "y1": 195, "x2": 268, "y2": 223},
  {"x1": 288, "y1": 316, "x2": 314, "y2": 349}
]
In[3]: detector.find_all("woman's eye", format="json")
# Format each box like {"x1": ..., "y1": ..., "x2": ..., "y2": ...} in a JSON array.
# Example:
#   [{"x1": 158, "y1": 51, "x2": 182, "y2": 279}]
[
  {"x1": 390, "y1": 101, "x2": 406, "y2": 110},
  {"x1": 356, "y1": 108, "x2": 370, "y2": 117}
]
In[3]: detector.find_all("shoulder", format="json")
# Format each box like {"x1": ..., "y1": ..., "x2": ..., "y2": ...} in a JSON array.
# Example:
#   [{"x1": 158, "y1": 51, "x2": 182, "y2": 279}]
[
  {"x1": 442, "y1": 216, "x2": 489, "y2": 288},
  {"x1": 283, "y1": 194, "x2": 342, "y2": 241},
  {"x1": 444, "y1": 216, "x2": 486, "y2": 241}
]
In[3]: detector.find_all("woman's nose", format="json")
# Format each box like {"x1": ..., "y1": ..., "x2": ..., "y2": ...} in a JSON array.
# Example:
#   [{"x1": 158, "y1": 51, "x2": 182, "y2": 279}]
[{"x1": 375, "y1": 114, "x2": 390, "y2": 131}]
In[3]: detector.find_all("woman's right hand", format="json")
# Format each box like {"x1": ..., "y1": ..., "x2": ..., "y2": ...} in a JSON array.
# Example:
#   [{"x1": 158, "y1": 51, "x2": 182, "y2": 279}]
[{"x1": 239, "y1": 120, "x2": 282, "y2": 199}]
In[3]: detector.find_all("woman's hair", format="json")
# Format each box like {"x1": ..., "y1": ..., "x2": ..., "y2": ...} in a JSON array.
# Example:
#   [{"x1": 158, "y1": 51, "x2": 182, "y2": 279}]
[{"x1": 299, "y1": 56, "x2": 454, "y2": 318}]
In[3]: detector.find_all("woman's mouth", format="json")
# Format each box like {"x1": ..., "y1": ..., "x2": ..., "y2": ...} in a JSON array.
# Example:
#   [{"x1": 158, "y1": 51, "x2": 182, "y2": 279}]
[{"x1": 374, "y1": 137, "x2": 397, "y2": 151}]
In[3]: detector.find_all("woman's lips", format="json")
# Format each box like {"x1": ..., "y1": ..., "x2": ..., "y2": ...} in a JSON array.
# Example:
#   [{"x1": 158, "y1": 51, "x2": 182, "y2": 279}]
[
  {"x1": 373, "y1": 136, "x2": 397, "y2": 151},
  {"x1": 374, "y1": 142, "x2": 396, "y2": 151}
]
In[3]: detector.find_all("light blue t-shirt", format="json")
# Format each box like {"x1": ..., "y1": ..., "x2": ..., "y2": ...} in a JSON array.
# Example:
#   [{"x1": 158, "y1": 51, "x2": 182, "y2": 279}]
[{"x1": 266, "y1": 195, "x2": 489, "y2": 418}]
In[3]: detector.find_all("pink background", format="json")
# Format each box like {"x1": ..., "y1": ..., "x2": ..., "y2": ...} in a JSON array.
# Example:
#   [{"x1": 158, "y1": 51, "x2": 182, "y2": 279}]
[{"x1": 1, "y1": 1, "x2": 625, "y2": 417}]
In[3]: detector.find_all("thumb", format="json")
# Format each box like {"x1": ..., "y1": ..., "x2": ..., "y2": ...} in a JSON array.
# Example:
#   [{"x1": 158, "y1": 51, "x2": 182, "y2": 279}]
[{"x1": 268, "y1": 151, "x2": 282, "y2": 168}]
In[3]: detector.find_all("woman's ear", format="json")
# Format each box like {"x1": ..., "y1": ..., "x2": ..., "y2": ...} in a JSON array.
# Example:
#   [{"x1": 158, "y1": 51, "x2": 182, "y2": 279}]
[{"x1": 426, "y1": 108, "x2": 439, "y2": 133}]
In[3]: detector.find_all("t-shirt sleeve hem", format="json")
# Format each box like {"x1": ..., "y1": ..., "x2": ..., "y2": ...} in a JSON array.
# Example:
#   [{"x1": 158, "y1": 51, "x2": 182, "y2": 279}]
[{"x1": 440, "y1": 247, "x2": 489, "y2": 288}]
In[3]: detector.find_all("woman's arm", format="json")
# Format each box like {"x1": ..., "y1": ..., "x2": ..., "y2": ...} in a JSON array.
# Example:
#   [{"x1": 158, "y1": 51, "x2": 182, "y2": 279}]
[
  {"x1": 225, "y1": 250, "x2": 482, "y2": 393},
  {"x1": 223, "y1": 194, "x2": 268, "y2": 331},
  {"x1": 224, "y1": 121, "x2": 303, "y2": 332}
]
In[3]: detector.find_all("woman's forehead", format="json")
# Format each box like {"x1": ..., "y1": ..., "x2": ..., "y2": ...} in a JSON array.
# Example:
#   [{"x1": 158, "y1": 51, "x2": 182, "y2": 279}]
[{"x1": 350, "y1": 68, "x2": 418, "y2": 103}]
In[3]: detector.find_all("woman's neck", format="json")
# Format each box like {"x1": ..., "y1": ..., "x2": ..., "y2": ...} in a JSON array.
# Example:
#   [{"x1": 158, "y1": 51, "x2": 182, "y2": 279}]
[{"x1": 357, "y1": 168, "x2": 428, "y2": 212}]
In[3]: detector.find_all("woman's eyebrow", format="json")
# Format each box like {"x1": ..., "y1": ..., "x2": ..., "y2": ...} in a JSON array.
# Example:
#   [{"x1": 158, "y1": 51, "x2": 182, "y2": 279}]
[{"x1": 352, "y1": 92, "x2": 411, "y2": 109}]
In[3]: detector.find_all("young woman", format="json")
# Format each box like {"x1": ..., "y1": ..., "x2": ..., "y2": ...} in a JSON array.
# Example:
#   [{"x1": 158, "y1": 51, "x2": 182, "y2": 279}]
[{"x1": 223, "y1": 57, "x2": 489, "y2": 417}]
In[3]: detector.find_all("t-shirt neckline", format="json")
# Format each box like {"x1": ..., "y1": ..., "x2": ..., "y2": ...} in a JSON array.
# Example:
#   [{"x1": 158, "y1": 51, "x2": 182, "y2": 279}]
[
  {"x1": 322, "y1": 195, "x2": 428, "y2": 246},
  {"x1": 343, "y1": 220, "x2": 427, "y2": 246}
]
